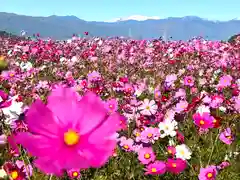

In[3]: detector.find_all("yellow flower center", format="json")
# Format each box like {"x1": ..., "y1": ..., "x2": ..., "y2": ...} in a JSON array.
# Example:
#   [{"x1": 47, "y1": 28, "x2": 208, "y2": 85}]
[
  {"x1": 200, "y1": 120, "x2": 205, "y2": 125},
  {"x1": 11, "y1": 171, "x2": 18, "y2": 179},
  {"x1": 135, "y1": 132, "x2": 140, "y2": 137},
  {"x1": 9, "y1": 73, "x2": 15, "y2": 77},
  {"x1": 146, "y1": 106, "x2": 150, "y2": 110},
  {"x1": 64, "y1": 130, "x2": 80, "y2": 146},
  {"x1": 213, "y1": 119, "x2": 217, "y2": 123},
  {"x1": 147, "y1": 133, "x2": 153, "y2": 138},
  {"x1": 144, "y1": 153, "x2": 151, "y2": 159},
  {"x1": 123, "y1": 145, "x2": 129, "y2": 149},
  {"x1": 72, "y1": 171, "x2": 78, "y2": 177},
  {"x1": 227, "y1": 135, "x2": 232, "y2": 139},
  {"x1": 172, "y1": 163, "x2": 177, "y2": 168},
  {"x1": 151, "y1": 168, "x2": 157, "y2": 172},
  {"x1": 207, "y1": 172, "x2": 213, "y2": 178},
  {"x1": 180, "y1": 150, "x2": 185, "y2": 155},
  {"x1": 168, "y1": 149, "x2": 172, "y2": 154}
]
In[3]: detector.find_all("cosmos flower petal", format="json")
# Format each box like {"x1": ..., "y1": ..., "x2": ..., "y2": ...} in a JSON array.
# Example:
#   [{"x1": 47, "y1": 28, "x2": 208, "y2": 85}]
[
  {"x1": 47, "y1": 86, "x2": 83, "y2": 126},
  {"x1": 34, "y1": 158, "x2": 64, "y2": 176},
  {"x1": 15, "y1": 132, "x2": 60, "y2": 157},
  {"x1": 77, "y1": 92, "x2": 109, "y2": 135},
  {"x1": 26, "y1": 99, "x2": 60, "y2": 137}
]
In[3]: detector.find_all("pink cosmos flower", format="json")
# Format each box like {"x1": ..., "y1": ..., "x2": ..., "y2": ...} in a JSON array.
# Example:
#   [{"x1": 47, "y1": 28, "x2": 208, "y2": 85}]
[
  {"x1": 0, "y1": 134, "x2": 7, "y2": 145},
  {"x1": 198, "y1": 165, "x2": 218, "y2": 180},
  {"x1": 166, "y1": 158, "x2": 187, "y2": 174},
  {"x1": 234, "y1": 97, "x2": 240, "y2": 112},
  {"x1": 139, "y1": 127, "x2": 160, "y2": 143},
  {"x1": 87, "y1": 71, "x2": 101, "y2": 82},
  {"x1": 167, "y1": 146, "x2": 176, "y2": 156},
  {"x1": 105, "y1": 98, "x2": 118, "y2": 114},
  {"x1": 217, "y1": 161, "x2": 230, "y2": 170},
  {"x1": 16, "y1": 160, "x2": 33, "y2": 178},
  {"x1": 218, "y1": 75, "x2": 232, "y2": 88},
  {"x1": 144, "y1": 161, "x2": 166, "y2": 175},
  {"x1": 67, "y1": 169, "x2": 81, "y2": 179},
  {"x1": 184, "y1": 76, "x2": 194, "y2": 87},
  {"x1": 14, "y1": 86, "x2": 121, "y2": 176},
  {"x1": 119, "y1": 137, "x2": 134, "y2": 152},
  {"x1": 219, "y1": 128, "x2": 234, "y2": 145},
  {"x1": 138, "y1": 147, "x2": 156, "y2": 165},
  {"x1": 193, "y1": 112, "x2": 214, "y2": 129},
  {"x1": 175, "y1": 100, "x2": 188, "y2": 113},
  {"x1": 165, "y1": 74, "x2": 177, "y2": 87}
]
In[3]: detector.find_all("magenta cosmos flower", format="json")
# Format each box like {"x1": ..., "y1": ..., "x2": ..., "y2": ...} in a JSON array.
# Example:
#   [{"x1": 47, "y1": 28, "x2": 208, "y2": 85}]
[
  {"x1": 14, "y1": 86, "x2": 121, "y2": 176},
  {"x1": 104, "y1": 98, "x2": 118, "y2": 114},
  {"x1": 193, "y1": 112, "x2": 214, "y2": 129},
  {"x1": 198, "y1": 165, "x2": 218, "y2": 180},
  {"x1": 166, "y1": 158, "x2": 187, "y2": 174},
  {"x1": 145, "y1": 161, "x2": 166, "y2": 175}
]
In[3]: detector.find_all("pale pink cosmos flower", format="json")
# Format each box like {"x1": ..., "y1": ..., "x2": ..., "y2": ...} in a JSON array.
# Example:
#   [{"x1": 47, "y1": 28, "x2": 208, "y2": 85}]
[
  {"x1": 119, "y1": 137, "x2": 134, "y2": 152},
  {"x1": 219, "y1": 128, "x2": 234, "y2": 145},
  {"x1": 218, "y1": 75, "x2": 232, "y2": 88},
  {"x1": 175, "y1": 100, "x2": 188, "y2": 113}
]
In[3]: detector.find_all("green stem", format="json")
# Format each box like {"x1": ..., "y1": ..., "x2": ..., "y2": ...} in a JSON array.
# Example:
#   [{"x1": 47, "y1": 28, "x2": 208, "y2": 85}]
[{"x1": 207, "y1": 132, "x2": 220, "y2": 165}]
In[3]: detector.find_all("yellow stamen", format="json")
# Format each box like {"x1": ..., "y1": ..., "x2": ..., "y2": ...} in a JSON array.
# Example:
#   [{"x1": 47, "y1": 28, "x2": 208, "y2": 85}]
[
  {"x1": 227, "y1": 136, "x2": 232, "y2": 139},
  {"x1": 64, "y1": 130, "x2": 80, "y2": 146},
  {"x1": 147, "y1": 133, "x2": 153, "y2": 138},
  {"x1": 200, "y1": 120, "x2": 205, "y2": 125},
  {"x1": 207, "y1": 172, "x2": 213, "y2": 178},
  {"x1": 144, "y1": 153, "x2": 151, "y2": 159},
  {"x1": 11, "y1": 171, "x2": 18, "y2": 179},
  {"x1": 151, "y1": 168, "x2": 157, "y2": 172},
  {"x1": 136, "y1": 132, "x2": 140, "y2": 137},
  {"x1": 123, "y1": 145, "x2": 129, "y2": 149},
  {"x1": 172, "y1": 163, "x2": 177, "y2": 168},
  {"x1": 72, "y1": 171, "x2": 78, "y2": 177}
]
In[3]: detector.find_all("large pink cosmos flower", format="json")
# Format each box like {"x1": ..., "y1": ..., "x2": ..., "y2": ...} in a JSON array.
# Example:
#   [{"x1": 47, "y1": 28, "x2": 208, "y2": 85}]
[
  {"x1": 193, "y1": 112, "x2": 214, "y2": 129},
  {"x1": 15, "y1": 86, "x2": 121, "y2": 176}
]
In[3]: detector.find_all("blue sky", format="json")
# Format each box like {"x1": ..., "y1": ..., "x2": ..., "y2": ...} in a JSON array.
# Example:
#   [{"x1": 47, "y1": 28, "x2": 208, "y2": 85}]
[{"x1": 1, "y1": 0, "x2": 240, "y2": 21}]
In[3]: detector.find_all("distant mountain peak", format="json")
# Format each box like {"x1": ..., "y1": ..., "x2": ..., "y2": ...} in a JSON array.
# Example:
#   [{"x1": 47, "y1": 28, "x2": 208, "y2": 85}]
[{"x1": 106, "y1": 15, "x2": 161, "y2": 22}]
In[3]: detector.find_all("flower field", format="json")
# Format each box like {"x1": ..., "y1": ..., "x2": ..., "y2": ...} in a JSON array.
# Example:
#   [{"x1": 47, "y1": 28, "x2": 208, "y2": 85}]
[{"x1": 0, "y1": 35, "x2": 240, "y2": 180}]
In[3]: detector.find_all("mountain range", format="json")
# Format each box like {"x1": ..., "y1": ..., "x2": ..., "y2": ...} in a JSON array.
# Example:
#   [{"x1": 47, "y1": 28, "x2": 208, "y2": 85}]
[{"x1": 0, "y1": 12, "x2": 240, "y2": 40}]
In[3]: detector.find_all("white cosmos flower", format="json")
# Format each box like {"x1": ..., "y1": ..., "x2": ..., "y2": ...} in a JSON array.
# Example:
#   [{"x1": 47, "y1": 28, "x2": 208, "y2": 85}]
[
  {"x1": 20, "y1": 62, "x2": 32, "y2": 71},
  {"x1": 2, "y1": 96, "x2": 23, "y2": 124},
  {"x1": 175, "y1": 144, "x2": 192, "y2": 160},
  {"x1": 196, "y1": 105, "x2": 210, "y2": 115},
  {"x1": 158, "y1": 120, "x2": 178, "y2": 138},
  {"x1": 138, "y1": 99, "x2": 158, "y2": 116},
  {"x1": 219, "y1": 106, "x2": 226, "y2": 112},
  {"x1": 0, "y1": 168, "x2": 7, "y2": 178}
]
